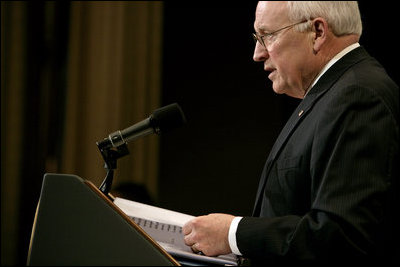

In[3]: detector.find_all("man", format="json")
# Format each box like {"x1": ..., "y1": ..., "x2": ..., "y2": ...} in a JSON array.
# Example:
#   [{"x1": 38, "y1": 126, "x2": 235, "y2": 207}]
[{"x1": 182, "y1": 1, "x2": 399, "y2": 264}]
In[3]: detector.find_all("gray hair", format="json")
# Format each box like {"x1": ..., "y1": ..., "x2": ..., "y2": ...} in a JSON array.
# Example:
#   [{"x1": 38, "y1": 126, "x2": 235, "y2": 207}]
[{"x1": 287, "y1": 1, "x2": 362, "y2": 37}]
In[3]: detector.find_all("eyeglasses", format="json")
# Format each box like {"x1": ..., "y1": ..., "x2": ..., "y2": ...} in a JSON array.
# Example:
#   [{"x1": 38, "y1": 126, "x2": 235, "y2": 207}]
[{"x1": 252, "y1": 20, "x2": 309, "y2": 49}]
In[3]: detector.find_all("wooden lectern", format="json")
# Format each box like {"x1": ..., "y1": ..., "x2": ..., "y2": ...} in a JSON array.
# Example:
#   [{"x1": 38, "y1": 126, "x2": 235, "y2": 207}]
[{"x1": 27, "y1": 173, "x2": 180, "y2": 266}]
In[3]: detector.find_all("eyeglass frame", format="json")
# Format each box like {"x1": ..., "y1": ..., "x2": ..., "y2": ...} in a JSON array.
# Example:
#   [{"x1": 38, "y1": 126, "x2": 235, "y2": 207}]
[{"x1": 252, "y1": 19, "x2": 309, "y2": 49}]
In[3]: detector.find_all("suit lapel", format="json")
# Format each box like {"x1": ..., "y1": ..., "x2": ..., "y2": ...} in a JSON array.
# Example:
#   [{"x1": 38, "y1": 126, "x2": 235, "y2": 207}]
[
  {"x1": 252, "y1": 93, "x2": 317, "y2": 215},
  {"x1": 252, "y1": 47, "x2": 370, "y2": 216}
]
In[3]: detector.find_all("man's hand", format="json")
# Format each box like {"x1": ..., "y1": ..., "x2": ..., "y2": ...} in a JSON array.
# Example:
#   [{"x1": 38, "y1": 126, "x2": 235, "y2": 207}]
[{"x1": 182, "y1": 213, "x2": 234, "y2": 256}]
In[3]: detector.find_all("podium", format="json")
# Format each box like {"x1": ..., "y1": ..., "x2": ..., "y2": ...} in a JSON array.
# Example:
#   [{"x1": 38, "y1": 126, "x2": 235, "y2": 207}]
[{"x1": 27, "y1": 173, "x2": 179, "y2": 266}]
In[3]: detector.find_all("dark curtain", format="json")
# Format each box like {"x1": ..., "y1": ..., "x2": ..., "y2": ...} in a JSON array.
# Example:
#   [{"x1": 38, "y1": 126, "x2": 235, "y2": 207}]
[{"x1": 1, "y1": 2, "x2": 70, "y2": 265}]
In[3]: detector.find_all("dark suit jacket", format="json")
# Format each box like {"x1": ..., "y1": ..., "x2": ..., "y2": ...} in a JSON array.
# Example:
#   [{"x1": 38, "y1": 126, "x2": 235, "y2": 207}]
[{"x1": 236, "y1": 47, "x2": 399, "y2": 264}]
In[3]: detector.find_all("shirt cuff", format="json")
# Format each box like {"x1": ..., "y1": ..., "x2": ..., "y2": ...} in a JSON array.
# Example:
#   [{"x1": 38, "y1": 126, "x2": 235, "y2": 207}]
[{"x1": 228, "y1": 216, "x2": 243, "y2": 256}]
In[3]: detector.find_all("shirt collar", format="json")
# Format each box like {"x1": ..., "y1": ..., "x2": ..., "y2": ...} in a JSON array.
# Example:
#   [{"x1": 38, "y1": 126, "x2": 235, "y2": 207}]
[{"x1": 304, "y1": 42, "x2": 360, "y2": 97}]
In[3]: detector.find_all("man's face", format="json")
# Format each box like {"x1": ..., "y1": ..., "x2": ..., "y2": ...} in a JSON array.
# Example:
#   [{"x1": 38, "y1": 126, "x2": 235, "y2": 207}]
[{"x1": 253, "y1": 1, "x2": 314, "y2": 99}]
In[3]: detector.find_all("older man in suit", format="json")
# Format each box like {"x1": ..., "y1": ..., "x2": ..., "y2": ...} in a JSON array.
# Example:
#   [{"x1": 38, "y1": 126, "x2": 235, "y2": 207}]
[{"x1": 183, "y1": 1, "x2": 399, "y2": 264}]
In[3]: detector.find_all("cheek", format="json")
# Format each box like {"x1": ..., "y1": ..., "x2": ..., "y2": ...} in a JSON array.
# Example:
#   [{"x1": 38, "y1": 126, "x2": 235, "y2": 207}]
[
  {"x1": 269, "y1": 46, "x2": 294, "y2": 73},
  {"x1": 271, "y1": 56, "x2": 294, "y2": 82},
  {"x1": 270, "y1": 34, "x2": 312, "y2": 69},
  {"x1": 271, "y1": 48, "x2": 306, "y2": 82}
]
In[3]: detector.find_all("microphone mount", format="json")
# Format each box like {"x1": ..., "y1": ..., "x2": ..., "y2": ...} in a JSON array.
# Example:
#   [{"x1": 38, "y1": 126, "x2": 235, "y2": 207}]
[{"x1": 97, "y1": 141, "x2": 129, "y2": 197}]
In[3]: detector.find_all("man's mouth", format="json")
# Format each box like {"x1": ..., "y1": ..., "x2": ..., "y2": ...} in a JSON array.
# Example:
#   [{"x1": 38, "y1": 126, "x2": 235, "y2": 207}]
[{"x1": 265, "y1": 68, "x2": 276, "y2": 79}]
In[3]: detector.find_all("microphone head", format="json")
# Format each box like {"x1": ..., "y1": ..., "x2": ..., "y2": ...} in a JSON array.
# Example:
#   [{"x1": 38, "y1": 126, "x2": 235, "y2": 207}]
[{"x1": 150, "y1": 103, "x2": 187, "y2": 133}]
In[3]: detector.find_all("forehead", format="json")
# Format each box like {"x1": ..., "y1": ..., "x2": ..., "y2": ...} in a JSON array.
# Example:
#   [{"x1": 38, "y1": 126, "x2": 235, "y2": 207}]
[{"x1": 254, "y1": 1, "x2": 290, "y2": 31}]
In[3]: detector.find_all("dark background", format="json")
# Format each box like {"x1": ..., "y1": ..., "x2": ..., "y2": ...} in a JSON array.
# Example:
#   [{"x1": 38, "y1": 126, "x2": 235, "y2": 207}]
[
  {"x1": 159, "y1": 2, "x2": 300, "y2": 216},
  {"x1": 2, "y1": 2, "x2": 398, "y2": 265}
]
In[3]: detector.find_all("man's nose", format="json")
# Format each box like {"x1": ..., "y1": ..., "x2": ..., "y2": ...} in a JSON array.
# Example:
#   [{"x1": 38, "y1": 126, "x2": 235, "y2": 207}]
[{"x1": 253, "y1": 42, "x2": 269, "y2": 62}]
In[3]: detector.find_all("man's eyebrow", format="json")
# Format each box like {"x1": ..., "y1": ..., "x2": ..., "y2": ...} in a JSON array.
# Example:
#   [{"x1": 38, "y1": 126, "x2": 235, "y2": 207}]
[{"x1": 255, "y1": 24, "x2": 272, "y2": 34}]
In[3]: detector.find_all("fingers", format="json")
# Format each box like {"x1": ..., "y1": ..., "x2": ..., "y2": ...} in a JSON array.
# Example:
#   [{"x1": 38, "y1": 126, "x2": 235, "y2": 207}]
[
  {"x1": 183, "y1": 220, "x2": 194, "y2": 247},
  {"x1": 182, "y1": 220, "x2": 192, "y2": 236},
  {"x1": 191, "y1": 243, "x2": 202, "y2": 254},
  {"x1": 183, "y1": 223, "x2": 203, "y2": 254},
  {"x1": 183, "y1": 233, "x2": 194, "y2": 246}
]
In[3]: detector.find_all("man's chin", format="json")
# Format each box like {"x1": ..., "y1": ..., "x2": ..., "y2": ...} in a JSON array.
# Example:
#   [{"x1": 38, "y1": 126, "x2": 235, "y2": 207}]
[{"x1": 271, "y1": 83, "x2": 284, "y2": 95}]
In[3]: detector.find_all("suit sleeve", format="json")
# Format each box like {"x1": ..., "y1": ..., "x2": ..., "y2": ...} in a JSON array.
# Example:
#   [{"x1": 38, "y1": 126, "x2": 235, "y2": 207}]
[{"x1": 236, "y1": 84, "x2": 399, "y2": 263}]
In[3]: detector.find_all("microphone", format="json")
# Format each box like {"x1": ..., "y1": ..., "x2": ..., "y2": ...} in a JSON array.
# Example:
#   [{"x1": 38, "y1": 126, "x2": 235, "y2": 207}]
[{"x1": 96, "y1": 103, "x2": 186, "y2": 151}]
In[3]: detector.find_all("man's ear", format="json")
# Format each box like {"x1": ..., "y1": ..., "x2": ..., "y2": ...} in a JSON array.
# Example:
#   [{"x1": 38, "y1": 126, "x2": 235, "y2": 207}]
[{"x1": 312, "y1": 18, "x2": 328, "y2": 53}]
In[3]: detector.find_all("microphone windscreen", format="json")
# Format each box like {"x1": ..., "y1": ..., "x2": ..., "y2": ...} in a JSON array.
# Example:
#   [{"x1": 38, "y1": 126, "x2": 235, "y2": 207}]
[{"x1": 151, "y1": 103, "x2": 187, "y2": 133}]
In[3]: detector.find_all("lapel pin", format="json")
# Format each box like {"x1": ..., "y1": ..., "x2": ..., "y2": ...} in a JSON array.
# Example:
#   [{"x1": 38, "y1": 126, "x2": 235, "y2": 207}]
[{"x1": 298, "y1": 110, "x2": 304, "y2": 116}]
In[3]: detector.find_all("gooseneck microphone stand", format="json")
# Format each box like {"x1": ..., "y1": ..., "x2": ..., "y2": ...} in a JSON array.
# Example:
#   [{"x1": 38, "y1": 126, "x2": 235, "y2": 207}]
[{"x1": 96, "y1": 141, "x2": 129, "y2": 198}]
